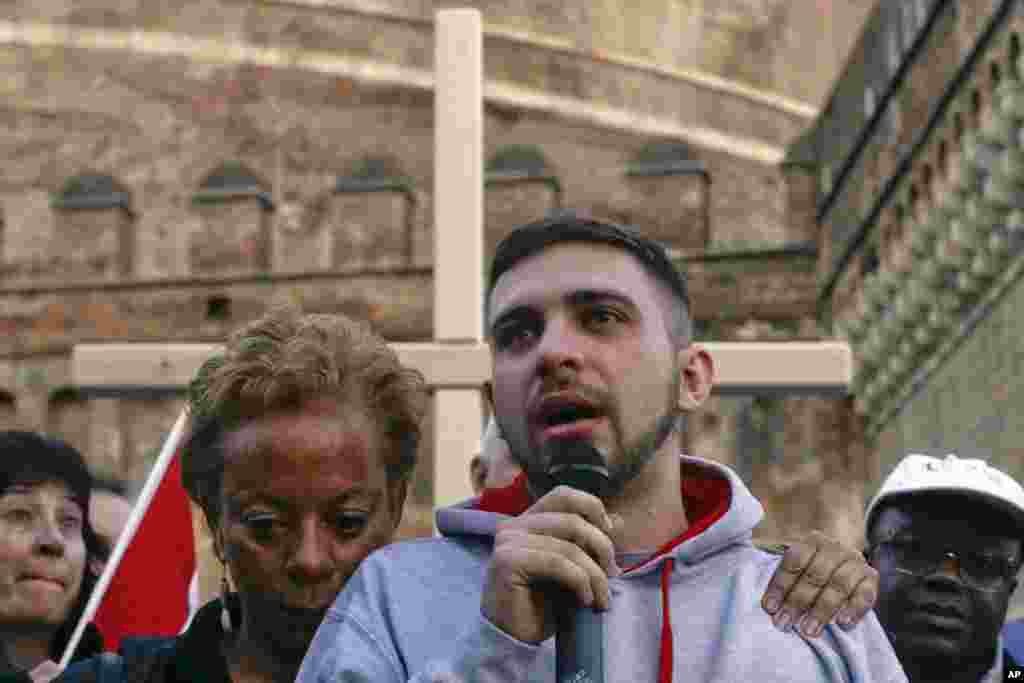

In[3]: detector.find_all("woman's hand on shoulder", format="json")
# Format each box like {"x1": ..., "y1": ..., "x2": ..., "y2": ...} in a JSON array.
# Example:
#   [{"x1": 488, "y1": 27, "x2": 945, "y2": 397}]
[{"x1": 759, "y1": 530, "x2": 878, "y2": 639}]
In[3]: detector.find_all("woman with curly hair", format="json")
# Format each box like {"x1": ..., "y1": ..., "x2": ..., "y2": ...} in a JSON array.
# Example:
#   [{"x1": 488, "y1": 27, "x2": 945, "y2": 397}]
[{"x1": 58, "y1": 307, "x2": 428, "y2": 683}]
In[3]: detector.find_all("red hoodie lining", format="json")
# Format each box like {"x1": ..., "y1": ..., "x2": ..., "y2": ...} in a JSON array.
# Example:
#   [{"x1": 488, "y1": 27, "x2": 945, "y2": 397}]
[
  {"x1": 475, "y1": 465, "x2": 732, "y2": 683},
  {"x1": 476, "y1": 467, "x2": 732, "y2": 566}
]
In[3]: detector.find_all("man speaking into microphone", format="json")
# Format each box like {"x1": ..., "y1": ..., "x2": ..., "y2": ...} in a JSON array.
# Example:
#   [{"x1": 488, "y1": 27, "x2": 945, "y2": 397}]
[{"x1": 298, "y1": 212, "x2": 905, "y2": 683}]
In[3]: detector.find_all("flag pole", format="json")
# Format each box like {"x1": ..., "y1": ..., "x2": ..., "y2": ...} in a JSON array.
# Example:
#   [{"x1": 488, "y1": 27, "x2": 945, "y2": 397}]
[{"x1": 59, "y1": 408, "x2": 191, "y2": 669}]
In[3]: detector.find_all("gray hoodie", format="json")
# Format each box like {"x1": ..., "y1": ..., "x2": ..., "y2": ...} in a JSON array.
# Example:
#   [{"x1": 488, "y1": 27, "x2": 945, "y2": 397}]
[{"x1": 297, "y1": 455, "x2": 907, "y2": 682}]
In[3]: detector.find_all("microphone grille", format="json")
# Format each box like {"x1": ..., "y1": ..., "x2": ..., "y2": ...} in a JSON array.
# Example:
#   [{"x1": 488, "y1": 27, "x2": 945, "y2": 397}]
[{"x1": 547, "y1": 439, "x2": 609, "y2": 497}]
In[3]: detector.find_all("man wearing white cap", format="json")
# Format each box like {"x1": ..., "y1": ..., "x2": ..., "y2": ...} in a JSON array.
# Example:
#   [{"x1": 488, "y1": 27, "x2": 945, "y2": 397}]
[{"x1": 865, "y1": 453, "x2": 1024, "y2": 682}]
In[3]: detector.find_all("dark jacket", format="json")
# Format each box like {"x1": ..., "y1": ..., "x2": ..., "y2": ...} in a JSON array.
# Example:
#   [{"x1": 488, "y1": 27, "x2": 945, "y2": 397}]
[
  {"x1": 54, "y1": 598, "x2": 235, "y2": 683},
  {"x1": 0, "y1": 623, "x2": 105, "y2": 683}
]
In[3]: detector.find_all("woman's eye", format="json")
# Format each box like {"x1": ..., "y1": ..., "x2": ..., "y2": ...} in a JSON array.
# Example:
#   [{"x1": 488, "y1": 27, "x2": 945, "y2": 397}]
[
  {"x1": 333, "y1": 514, "x2": 368, "y2": 536},
  {"x1": 243, "y1": 515, "x2": 283, "y2": 541},
  {"x1": 4, "y1": 508, "x2": 33, "y2": 524}
]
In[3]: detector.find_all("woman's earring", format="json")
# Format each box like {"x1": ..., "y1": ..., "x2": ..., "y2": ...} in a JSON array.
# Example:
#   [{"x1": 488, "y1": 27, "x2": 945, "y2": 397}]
[{"x1": 220, "y1": 572, "x2": 233, "y2": 633}]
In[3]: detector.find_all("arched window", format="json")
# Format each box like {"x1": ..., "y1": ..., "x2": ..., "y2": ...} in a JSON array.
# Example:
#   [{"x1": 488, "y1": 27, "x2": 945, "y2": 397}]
[
  {"x1": 330, "y1": 156, "x2": 416, "y2": 270},
  {"x1": 629, "y1": 141, "x2": 701, "y2": 175},
  {"x1": 337, "y1": 156, "x2": 413, "y2": 192},
  {"x1": 625, "y1": 141, "x2": 710, "y2": 251},
  {"x1": 484, "y1": 145, "x2": 562, "y2": 257},
  {"x1": 190, "y1": 162, "x2": 273, "y2": 275},
  {"x1": 485, "y1": 145, "x2": 561, "y2": 204},
  {"x1": 51, "y1": 172, "x2": 135, "y2": 279},
  {"x1": 52, "y1": 173, "x2": 132, "y2": 213},
  {"x1": 193, "y1": 161, "x2": 273, "y2": 210},
  {"x1": 487, "y1": 144, "x2": 555, "y2": 179}
]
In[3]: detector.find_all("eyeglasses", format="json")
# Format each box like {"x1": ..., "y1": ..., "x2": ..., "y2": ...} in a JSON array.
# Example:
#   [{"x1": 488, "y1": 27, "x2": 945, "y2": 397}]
[{"x1": 869, "y1": 537, "x2": 1020, "y2": 592}]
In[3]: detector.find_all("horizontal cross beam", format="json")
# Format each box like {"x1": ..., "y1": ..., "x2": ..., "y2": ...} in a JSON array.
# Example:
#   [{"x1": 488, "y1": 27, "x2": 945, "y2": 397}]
[{"x1": 70, "y1": 341, "x2": 851, "y2": 396}]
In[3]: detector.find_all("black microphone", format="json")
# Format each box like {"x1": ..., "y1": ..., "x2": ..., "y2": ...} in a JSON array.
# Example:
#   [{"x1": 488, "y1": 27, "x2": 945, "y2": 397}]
[{"x1": 547, "y1": 438, "x2": 608, "y2": 683}]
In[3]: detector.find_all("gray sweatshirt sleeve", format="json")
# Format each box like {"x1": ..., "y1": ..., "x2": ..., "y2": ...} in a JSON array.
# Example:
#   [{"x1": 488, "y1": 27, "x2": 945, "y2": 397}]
[{"x1": 296, "y1": 553, "x2": 548, "y2": 683}]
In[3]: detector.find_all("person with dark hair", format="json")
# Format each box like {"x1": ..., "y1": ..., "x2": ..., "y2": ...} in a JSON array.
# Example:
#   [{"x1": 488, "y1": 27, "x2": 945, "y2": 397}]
[
  {"x1": 0, "y1": 432, "x2": 105, "y2": 683},
  {"x1": 298, "y1": 212, "x2": 905, "y2": 682},
  {"x1": 56, "y1": 308, "x2": 428, "y2": 683},
  {"x1": 864, "y1": 454, "x2": 1024, "y2": 682}
]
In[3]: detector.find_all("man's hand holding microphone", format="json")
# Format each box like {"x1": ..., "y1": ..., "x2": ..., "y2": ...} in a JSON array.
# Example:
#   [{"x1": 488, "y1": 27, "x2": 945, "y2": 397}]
[{"x1": 483, "y1": 439, "x2": 613, "y2": 683}]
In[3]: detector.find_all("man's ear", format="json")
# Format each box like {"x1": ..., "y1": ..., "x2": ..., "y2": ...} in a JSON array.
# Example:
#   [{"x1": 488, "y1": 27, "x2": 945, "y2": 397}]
[
  {"x1": 676, "y1": 345, "x2": 714, "y2": 411},
  {"x1": 89, "y1": 557, "x2": 105, "y2": 578}
]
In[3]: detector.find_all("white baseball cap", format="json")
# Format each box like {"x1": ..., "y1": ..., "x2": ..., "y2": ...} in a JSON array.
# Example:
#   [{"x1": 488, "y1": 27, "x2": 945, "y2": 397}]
[{"x1": 865, "y1": 453, "x2": 1024, "y2": 535}]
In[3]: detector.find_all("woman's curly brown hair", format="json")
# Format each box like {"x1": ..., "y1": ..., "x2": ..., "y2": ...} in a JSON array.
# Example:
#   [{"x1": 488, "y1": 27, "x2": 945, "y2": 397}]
[{"x1": 181, "y1": 307, "x2": 427, "y2": 531}]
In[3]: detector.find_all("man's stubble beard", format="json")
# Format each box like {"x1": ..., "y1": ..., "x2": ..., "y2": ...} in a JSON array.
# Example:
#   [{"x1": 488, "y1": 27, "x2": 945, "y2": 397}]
[{"x1": 508, "y1": 371, "x2": 683, "y2": 501}]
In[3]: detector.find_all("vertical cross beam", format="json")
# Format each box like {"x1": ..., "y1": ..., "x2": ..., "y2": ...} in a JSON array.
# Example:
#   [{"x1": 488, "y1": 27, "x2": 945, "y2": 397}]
[{"x1": 432, "y1": 8, "x2": 484, "y2": 510}]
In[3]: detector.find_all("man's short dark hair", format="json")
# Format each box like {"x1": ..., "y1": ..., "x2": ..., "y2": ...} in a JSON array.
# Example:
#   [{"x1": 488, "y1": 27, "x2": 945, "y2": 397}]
[{"x1": 486, "y1": 210, "x2": 693, "y2": 348}]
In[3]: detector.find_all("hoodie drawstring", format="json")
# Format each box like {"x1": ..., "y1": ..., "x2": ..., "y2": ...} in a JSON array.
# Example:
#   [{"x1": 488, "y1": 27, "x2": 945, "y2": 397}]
[{"x1": 659, "y1": 558, "x2": 674, "y2": 683}]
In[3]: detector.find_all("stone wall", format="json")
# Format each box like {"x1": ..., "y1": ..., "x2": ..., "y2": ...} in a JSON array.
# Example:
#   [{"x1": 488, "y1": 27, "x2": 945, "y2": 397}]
[
  {"x1": 0, "y1": 40, "x2": 799, "y2": 288},
  {"x1": 686, "y1": 315, "x2": 868, "y2": 550},
  {"x1": 875, "y1": 270, "x2": 1024, "y2": 492},
  {"x1": 0, "y1": 0, "x2": 867, "y2": 107}
]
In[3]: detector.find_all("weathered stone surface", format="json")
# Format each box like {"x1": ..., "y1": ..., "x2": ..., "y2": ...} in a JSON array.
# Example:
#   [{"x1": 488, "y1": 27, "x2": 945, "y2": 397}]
[
  {"x1": 0, "y1": 271, "x2": 433, "y2": 356},
  {"x1": 120, "y1": 397, "x2": 186, "y2": 488},
  {"x1": 622, "y1": 173, "x2": 709, "y2": 250},
  {"x1": 484, "y1": 180, "x2": 558, "y2": 260},
  {"x1": 48, "y1": 390, "x2": 91, "y2": 461},
  {"x1": 685, "y1": 250, "x2": 819, "y2": 320},
  {"x1": 0, "y1": 0, "x2": 854, "y2": 120},
  {"x1": 328, "y1": 191, "x2": 411, "y2": 271},
  {"x1": 0, "y1": 42, "x2": 807, "y2": 292},
  {"x1": 50, "y1": 207, "x2": 134, "y2": 282},
  {"x1": 189, "y1": 199, "x2": 270, "y2": 276},
  {"x1": 686, "y1": 394, "x2": 865, "y2": 549}
]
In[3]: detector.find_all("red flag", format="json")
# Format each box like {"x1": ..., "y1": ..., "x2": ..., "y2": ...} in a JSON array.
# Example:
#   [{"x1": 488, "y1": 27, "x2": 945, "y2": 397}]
[{"x1": 92, "y1": 452, "x2": 199, "y2": 650}]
